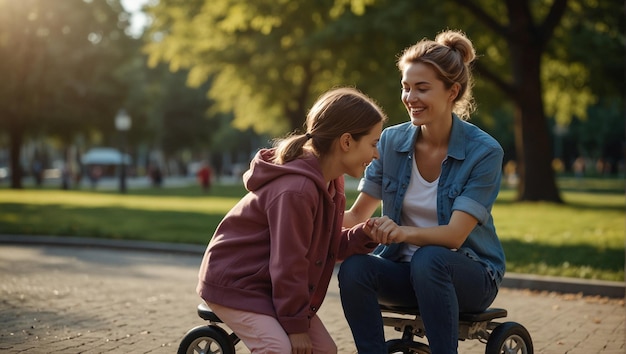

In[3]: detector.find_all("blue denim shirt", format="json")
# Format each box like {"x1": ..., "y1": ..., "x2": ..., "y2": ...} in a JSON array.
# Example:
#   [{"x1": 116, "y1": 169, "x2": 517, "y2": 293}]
[{"x1": 359, "y1": 115, "x2": 506, "y2": 285}]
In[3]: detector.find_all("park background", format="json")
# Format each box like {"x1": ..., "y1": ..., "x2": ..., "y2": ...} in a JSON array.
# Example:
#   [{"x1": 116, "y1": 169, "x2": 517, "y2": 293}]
[{"x1": 0, "y1": 1, "x2": 624, "y2": 283}]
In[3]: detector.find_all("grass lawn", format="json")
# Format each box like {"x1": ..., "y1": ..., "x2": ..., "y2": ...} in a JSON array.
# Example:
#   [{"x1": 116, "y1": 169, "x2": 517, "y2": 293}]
[{"x1": 0, "y1": 176, "x2": 623, "y2": 281}]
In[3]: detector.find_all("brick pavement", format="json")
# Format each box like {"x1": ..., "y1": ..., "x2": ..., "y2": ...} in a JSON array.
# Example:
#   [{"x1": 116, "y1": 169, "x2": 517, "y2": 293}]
[{"x1": 0, "y1": 243, "x2": 623, "y2": 353}]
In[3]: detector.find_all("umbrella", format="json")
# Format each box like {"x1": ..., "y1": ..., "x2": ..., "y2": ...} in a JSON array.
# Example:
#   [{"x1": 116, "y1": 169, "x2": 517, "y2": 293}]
[{"x1": 81, "y1": 148, "x2": 132, "y2": 165}]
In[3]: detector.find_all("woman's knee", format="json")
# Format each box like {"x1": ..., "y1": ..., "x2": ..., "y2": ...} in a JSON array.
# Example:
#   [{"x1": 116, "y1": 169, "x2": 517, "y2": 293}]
[
  {"x1": 338, "y1": 254, "x2": 370, "y2": 285},
  {"x1": 411, "y1": 246, "x2": 451, "y2": 268},
  {"x1": 410, "y1": 246, "x2": 453, "y2": 282}
]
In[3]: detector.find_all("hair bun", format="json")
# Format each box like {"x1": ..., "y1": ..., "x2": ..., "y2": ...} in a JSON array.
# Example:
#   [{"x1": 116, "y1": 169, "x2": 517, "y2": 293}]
[{"x1": 435, "y1": 30, "x2": 476, "y2": 65}]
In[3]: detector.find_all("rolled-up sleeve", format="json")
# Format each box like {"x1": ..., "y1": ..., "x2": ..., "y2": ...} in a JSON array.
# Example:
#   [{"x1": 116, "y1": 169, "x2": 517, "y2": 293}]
[
  {"x1": 451, "y1": 145, "x2": 503, "y2": 225},
  {"x1": 452, "y1": 195, "x2": 490, "y2": 225},
  {"x1": 358, "y1": 177, "x2": 382, "y2": 200}
]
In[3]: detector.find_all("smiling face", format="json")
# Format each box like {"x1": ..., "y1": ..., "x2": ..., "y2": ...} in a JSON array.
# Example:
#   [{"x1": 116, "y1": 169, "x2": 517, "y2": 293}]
[
  {"x1": 401, "y1": 62, "x2": 458, "y2": 127},
  {"x1": 341, "y1": 121, "x2": 383, "y2": 179}
]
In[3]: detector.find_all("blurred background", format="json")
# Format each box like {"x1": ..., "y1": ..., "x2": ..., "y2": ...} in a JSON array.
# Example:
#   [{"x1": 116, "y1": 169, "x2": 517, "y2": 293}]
[{"x1": 0, "y1": 0, "x2": 623, "y2": 202}]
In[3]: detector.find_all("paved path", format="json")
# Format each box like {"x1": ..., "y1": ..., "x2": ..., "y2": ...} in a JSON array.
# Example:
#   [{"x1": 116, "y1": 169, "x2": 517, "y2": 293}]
[{"x1": 0, "y1": 244, "x2": 623, "y2": 353}]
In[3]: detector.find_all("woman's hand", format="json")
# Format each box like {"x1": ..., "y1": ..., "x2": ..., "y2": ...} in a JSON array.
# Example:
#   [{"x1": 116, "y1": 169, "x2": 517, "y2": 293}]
[
  {"x1": 365, "y1": 216, "x2": 408, "y2": 244},
  {"x1": 289, "y1": 332, "x2": 312, "y2": 354},
  {"x1": 366, "y1": 211, "x2": 479, "y2": 249}
]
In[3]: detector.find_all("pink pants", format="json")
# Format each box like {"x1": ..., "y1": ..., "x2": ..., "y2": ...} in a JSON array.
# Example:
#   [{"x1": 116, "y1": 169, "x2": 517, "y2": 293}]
[{"x1": 207, "y1": 302, "x2": 337, "y2": 354}]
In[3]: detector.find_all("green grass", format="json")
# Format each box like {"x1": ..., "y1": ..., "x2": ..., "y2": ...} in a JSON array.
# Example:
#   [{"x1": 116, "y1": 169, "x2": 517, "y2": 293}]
[
  {"x1": 0, "y1": 184, "x2": 246, "y2": 244},
  {"x1": 0, "y1": 177, "x2": 623, "y2": 281}
]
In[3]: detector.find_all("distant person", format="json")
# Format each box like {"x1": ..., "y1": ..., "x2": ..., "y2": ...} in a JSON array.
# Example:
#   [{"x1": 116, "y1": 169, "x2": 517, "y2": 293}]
[
  {"x1": 196, "y1": 163, "x2": 212, "y2": 192},
  {"x1": 32, "y1": 160, "x2": 43, "y2": 187},
  {"x1": 211, "y1": 153, "x2": 223, "y2": 182},
  {"x1": 61, "y1": 164, "x2": 72, "y2": 190},
  {"x1": 339, "y1": 30, "x2": 506, "y2": 354},
  {"x1": 573, "y1": 156, "x2": 585, "y2": 179},
  {"x1": 196, "y1": 87, "x2": 387, "y2": 353},
  {"x1": 503, "y1": 160, "x2": 518, "y2": 187},
  {"x1": 149, "y1": 164, "x2": 163, "y2": 187},
  {"x1": 89, "y1": 166, "x2": 102, "y2": 189}
]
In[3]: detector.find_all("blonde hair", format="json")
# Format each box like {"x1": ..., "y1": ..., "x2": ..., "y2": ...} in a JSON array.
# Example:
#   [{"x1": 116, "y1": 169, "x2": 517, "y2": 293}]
[
  {"x1": 273, "y1": 87, "x2": 387, "y2": 164},
  {"x1": 397, "y1": 29, "x2": 476, "y2": 120}
]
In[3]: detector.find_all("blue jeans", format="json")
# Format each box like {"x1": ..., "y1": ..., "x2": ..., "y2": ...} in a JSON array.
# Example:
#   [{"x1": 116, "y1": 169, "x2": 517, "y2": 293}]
[{"x1": 338, "y1": 246, "x2": 498, "y2": 354}]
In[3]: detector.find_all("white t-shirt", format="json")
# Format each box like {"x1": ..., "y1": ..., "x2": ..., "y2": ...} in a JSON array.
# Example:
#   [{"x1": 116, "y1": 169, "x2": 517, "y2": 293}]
[{"x1": 399, "y1": 160, "x2": 439, "y2": 262}]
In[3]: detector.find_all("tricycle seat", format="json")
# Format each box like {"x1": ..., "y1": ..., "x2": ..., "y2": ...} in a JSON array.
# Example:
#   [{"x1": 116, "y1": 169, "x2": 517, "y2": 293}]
[
  {"x1": 197, "y1": 302, "x2": 223, "y2": 322},
  {"x1": 379, "y1": 303, "x2": 532, "y2": 353},
  {"x1": 380, "y1": 304, "x2": 508, "y2": 322}
]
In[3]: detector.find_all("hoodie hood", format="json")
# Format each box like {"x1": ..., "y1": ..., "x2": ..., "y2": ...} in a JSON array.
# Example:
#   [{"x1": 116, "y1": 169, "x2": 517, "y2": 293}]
[{"x1": 243, "y1": 148, "x2": 329, "y2": 194}]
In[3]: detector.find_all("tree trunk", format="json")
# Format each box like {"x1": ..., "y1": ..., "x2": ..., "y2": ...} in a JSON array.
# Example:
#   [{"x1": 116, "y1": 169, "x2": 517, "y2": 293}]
[
  {"x1": 513, "y1": 90, "x2": 562, "y2": 202},
  {"x1": 453, "y1": 0, "x2": 567, "y2": 202},
  {"x1": 507, "y1": 12, "x2": 563, "y2": 203},
  {"x1": 9, "y1": 120, "x2": 24, "y2": 189}
]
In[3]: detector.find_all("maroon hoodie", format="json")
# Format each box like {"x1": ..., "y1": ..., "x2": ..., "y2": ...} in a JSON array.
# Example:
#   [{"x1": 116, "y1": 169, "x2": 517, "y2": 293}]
[{"x1": 197, "y1": 148, "x2": 377, "y2": 334}]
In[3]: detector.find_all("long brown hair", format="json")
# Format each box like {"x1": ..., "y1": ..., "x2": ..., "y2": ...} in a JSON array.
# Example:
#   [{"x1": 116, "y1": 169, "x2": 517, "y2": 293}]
[{"x1": 273, "y1": 87, "x2": 387, "y2": 164}]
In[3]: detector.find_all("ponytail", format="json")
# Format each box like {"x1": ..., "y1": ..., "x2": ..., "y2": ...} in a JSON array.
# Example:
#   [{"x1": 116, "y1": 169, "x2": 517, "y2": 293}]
[{"x1": 272, "y1": 133, "x2": 311, "y2": 164}]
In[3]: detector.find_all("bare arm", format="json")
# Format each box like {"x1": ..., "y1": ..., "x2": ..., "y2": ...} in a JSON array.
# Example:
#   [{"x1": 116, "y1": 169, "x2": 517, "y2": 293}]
[
  {"x1": 368, "y1": 210, "x2": 478, "y2": 250},
  {"x1": 343, "y1": 192, "x2": 380, "y2": 228}
]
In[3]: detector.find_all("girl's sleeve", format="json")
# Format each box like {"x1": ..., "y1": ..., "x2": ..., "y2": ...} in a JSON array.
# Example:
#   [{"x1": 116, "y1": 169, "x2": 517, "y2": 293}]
[
  {"x1": 336, "y1": 224, "x2": 379, "y2": 261},
  {"x1": 265, "y1": 188, "x2": 316, "y2": 334}
]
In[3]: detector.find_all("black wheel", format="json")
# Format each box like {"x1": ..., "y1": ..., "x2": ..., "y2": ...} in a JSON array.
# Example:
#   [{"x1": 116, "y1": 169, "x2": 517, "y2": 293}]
[
  {"x1": 485, "y1": 322, "x2": 533, "y2": 354},
  {"x1": 387, "y1": 339, "x2": 431, "y2": 354},
  {"x1": 177, "y1": 325, "x2": 236, "y2": 354}
]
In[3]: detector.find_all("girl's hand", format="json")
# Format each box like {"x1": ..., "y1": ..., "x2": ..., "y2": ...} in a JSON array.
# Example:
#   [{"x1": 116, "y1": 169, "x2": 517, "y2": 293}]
[
  {"x1": 289, "y1": 333, "x2": 312, "y2": 354},
  {"x1": 366, "y1": 216, "x2": 407, "y2": 244}
]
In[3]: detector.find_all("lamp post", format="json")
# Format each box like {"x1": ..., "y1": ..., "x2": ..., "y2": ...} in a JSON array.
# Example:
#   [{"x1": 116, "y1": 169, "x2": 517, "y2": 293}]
[{"x1": 115, "y1": 109, "x2": 131, "y2": 193}]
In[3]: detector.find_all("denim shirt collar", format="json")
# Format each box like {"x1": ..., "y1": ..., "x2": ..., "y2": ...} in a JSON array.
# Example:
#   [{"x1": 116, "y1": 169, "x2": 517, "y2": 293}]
[
  {"x1": 394, "y1": 123, "x2": 418, "y2": 153},
  {"x1": 447, "y1": 114, "x2": 466, "y2": 161},
  {"x1": 395, "y1": 113, "x2": 466, "y2": 161}
]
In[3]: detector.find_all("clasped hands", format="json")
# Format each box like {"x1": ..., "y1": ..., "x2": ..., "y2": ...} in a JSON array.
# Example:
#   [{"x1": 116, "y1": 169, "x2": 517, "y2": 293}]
[{"x1": 363, "y1": 216, "x2": 408, "y2": 245}]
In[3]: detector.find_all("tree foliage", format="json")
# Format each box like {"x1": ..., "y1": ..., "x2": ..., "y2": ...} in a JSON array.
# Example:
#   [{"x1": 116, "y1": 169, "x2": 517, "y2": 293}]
[
  {"x1": 102, "y1": 0, "x2": 626, "y2": 203},
  {"x1": 438, "y1": 0, "x2": 623, "y2": 202},
  {"x1": 406, "y1": 0, "x2": 623, "y2": 200},
  {"x1": 0, "y1": 0, "x2": 619, "y2": 200},
  {"x1": 0, "y1": 0, "x2": 135, "y2": 188},
  {"x1": 144, "y1": 0, "x2": 441, "y2": 136},
  {"x1": 146, "y1": 65, "x2": 217, "y2": 158}
]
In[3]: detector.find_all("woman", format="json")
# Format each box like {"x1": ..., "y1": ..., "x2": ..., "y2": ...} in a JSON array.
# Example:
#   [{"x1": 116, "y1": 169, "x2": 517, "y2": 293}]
[
  {"x1": 339, "y1": 30, "x2": 506, "y2": 353},
  {"x1": 197, "y1": 87, "x2": 387, "y2": 353}
]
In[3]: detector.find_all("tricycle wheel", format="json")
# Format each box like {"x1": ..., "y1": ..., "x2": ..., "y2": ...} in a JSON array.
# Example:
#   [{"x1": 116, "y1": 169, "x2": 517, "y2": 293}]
[
  {"x1": 387, "y1": 338, "x2": 431, "y2": 354},
  {"x1": 485, "y1": 322, "x2": 533, "y2": 354},
  {"x1": 177, "y1": 325, "x2": 235, "y2": 354}
]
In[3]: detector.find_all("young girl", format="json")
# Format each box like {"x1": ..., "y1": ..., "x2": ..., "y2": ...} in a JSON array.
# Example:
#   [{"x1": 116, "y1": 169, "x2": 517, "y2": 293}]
[{"x1": 197, "y1": 87, "x2": 387, "y2": 353}]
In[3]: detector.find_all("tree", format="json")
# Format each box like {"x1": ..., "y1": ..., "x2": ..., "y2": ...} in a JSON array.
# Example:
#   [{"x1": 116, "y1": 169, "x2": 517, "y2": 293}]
[
  {"x1": 143, "y1": 0, "x2": 623, "y2": 202},
  {"x1": 143, "y1": 0, "x2": 433, "y2": 136},
  {"x1": 144, "y1": 64, "x2": 215, "y2": 161},
  {"x1": 462, "y1": 0, "x2": 622, "y2": 201},
  {"x1": 447, "y1": 0, "x2": 568, "y2": 202},
  {"x1": 349, "y1": 0, "x2": 623, "y2": 202},
  {"x1": 0, "y1": 0, "x2": 134, "y2": 189}
]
